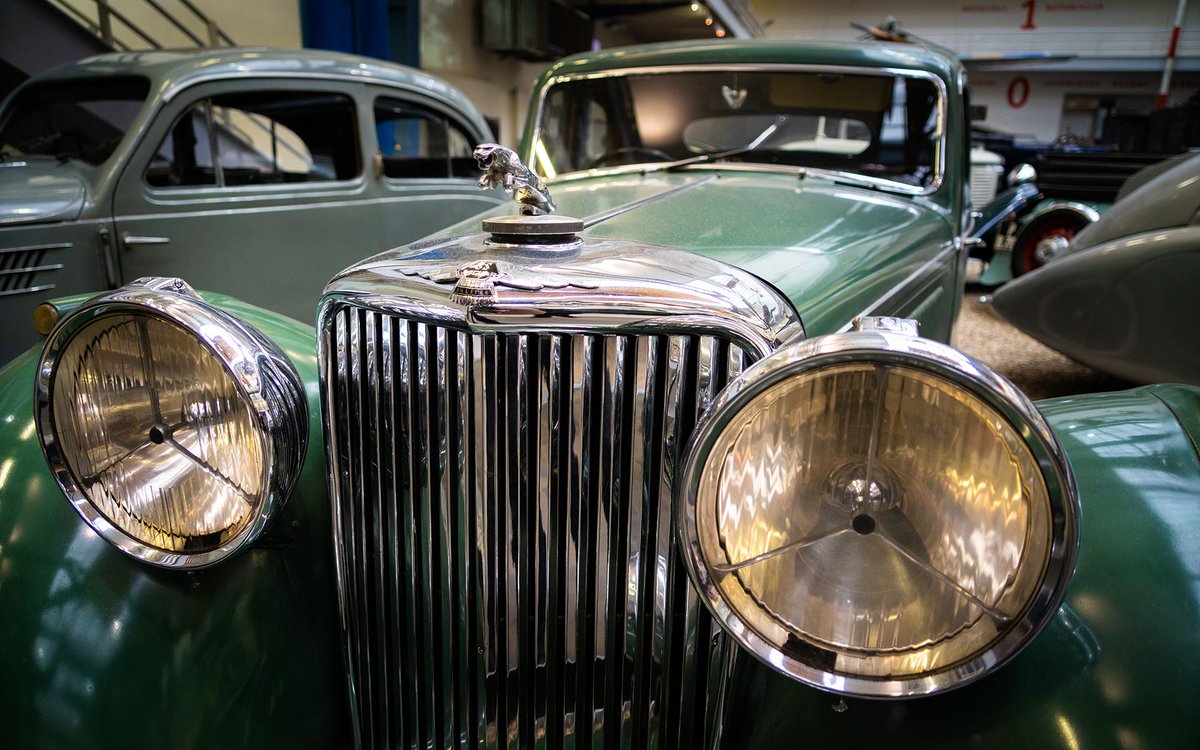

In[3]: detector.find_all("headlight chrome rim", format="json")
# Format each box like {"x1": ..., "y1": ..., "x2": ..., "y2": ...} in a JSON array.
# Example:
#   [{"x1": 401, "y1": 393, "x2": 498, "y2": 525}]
[
  {"x1": 678, "y1": 330, "x2": 1080, "y2": 698},
  {"x1": 35, "y1": 277, "x2": 307, "y2": 569}
]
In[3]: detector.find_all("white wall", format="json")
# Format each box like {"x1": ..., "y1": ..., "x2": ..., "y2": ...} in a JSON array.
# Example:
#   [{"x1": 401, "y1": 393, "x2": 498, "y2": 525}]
[
  {"x1": 421, "y1": 0, "x2": 553, "y2": 147},
  {"x1": 77, "y1": 0, "x2": 302, "y2": 48},
  {"x1": 754, "y1": 0, "x2": 1200, "y2": 60},
  {"x1": 754, "y1": 0, "x2": 1200, "y2": 139},
  {"x1": 971, "y1": 68, "x2": 1200, "y2": 140}
]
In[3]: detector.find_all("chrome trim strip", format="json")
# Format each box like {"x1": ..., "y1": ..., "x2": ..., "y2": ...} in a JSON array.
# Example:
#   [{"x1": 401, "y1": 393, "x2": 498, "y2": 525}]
[
  {"x1": 0, "y1": 283, "x2": 55, "y2": 297},
  {"x1": 837, "y1": 242, "x2": 958, "y2": 332},
  {"x1": 130, "y1": 189, "x2": 502, "y2": 217},
  {"x1": 0, "y1": 242, "x2": 72, "y2": 255},
  {"x1": 35, "y1": 276, "x2": 307, "y2": 569},
  {"x1": 581, "y1": 174, "x2": 720, "y2": 227},
  {"x1": 0, "y1": 263, "x2": 65, "y2": 276},
  {"x1": 1028, "y1": 201, "x2": 1102, "y2": 224},
  {"x1": 527, "y1": 64, "x2": 949, "y2": 197}
]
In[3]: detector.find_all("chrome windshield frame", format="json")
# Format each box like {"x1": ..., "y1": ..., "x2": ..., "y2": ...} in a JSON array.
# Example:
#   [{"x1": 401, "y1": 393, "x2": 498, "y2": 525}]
[{"x1": 526, "y1": 63, "x2": 949, "y2": 197}]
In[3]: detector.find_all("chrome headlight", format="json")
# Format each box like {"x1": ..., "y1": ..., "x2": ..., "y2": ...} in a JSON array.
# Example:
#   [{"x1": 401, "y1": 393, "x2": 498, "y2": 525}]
[
  {"x1": 36, "y1": 278, "x2": 307, "y2": 569},
  {"x1": 679, "y1": 329, "x2": 1078, "y2": 697}
]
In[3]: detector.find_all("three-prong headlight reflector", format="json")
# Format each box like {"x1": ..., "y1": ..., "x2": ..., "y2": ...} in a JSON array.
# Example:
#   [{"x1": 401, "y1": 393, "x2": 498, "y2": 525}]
[
  {"x1": 679, "y1": 331, "x2": 1078, "y2": 697},
  {"x1": 36, "y1": 279, "x2": 306, "y2": 568}
]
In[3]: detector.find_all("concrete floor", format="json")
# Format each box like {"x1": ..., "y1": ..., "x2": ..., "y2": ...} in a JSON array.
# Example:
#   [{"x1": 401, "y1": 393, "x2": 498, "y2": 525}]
[{"x1": 951, "y1": 287, "x2": 1134, "y2": 402}]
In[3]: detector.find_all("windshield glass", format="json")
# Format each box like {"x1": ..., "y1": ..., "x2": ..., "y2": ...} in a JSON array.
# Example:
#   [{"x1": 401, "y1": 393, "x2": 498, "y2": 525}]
[
  {"x1": 532, "y1": 69, "x2": 943, "y2": 189},
  {"x1": 0, "y1": 77, "x2": 150, "y2": 166}
]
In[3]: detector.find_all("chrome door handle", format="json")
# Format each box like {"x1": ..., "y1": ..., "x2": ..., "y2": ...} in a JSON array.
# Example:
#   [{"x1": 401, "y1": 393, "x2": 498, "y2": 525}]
[{"x1": 122, "y1": 233, "x2": 171, "y2": 249}]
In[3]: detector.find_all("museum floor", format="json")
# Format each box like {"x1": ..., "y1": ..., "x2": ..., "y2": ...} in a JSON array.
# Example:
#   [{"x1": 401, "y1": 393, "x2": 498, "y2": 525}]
[{"x1": 955, "y1": 287, "x2": 1134, "y2": 401}]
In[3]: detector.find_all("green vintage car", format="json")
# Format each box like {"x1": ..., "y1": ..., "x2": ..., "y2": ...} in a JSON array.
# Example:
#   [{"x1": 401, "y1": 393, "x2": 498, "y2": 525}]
[
  {"x1": 2, "y1": 39, "x2": 1199, "y2": 749},
  {"x1": 0, "y1": 48, "x2": 505, "y2": 365}
]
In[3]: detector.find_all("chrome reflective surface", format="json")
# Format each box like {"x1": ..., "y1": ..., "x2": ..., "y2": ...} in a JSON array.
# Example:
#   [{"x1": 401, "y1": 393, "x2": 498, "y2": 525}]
[
  {"x1": 679, "y1": 331, "x2": 1080, "y2": 698},
  {"x1": 1033, "y1": 201, "x2": 1102, "y2": 226},
  {"x1": 325, "y1": 233, "x2": 803, "y2": 357},
  {"x1": 1008, "y1": 163, "x2": 1037, "y2": 186},
  {"x1": 319, "y1": 235, "x2": 802, "y2": 749},
  {"x1": 474, "y1": 143, "x2": 557, "y2": 215},
  {"x1": 35, "y1": 276, "x2": 308, "y2": 569}
]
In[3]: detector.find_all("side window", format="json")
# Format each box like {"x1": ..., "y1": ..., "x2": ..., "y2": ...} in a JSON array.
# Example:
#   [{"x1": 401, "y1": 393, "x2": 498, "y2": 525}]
[
  {"x1": 374, "y1": 97, "x2": 478, "y2": 179},
  {"x1": 146, "y1": 90, "x2": 359, "y2": 188}
]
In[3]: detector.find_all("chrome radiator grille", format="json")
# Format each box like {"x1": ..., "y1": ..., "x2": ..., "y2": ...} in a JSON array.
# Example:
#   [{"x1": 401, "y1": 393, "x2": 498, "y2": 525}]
[{"x1": 324, "y1": 302, "x2": 749, "y2": 750}]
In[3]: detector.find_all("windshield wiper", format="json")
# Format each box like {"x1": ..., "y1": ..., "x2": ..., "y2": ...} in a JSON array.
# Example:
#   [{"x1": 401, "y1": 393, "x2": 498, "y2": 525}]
[
  {"x1": 798, "y1": 166, "x2": 883, "y2": 191},
  {"x1": 652, "y1": 115, "x2": 789, "y2": 174}
]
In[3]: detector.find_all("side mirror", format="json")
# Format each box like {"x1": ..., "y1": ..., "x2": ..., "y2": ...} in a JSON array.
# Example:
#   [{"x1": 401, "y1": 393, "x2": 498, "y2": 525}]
[{"x1": 1008, "y1": 163, "x2": 1037, "y2": 186}]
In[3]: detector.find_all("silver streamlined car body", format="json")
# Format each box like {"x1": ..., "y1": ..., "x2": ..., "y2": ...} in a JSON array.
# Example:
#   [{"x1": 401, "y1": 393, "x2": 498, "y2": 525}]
[{"x1": 993, "y1": 152, "x2": 1200, "y2": 385}]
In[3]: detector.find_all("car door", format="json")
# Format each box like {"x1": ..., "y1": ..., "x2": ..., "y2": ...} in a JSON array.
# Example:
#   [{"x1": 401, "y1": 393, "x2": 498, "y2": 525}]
[
  {"x1": 370, "y1": 90, "x2": 505, "y2": 243},
  {"x1": 112, "y1": 79, "x2": 381, "y2": 325}
]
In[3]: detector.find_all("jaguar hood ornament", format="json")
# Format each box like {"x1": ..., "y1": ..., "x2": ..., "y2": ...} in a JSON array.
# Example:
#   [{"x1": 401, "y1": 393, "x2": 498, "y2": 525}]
[{"x1": 473, "y1": 143, "x2": 556, "y2": 215}]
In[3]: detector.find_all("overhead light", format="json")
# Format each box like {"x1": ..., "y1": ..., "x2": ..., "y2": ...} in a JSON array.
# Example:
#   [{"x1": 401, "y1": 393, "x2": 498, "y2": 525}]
[
  {"x1": 715, "y1": 26, "x2": 726, "y2": 37},
  {"x1": 690, "y1": 2, "x2": 701, "y2": 11},
  {"x1": 705, "y1": 14, "x2": 713, "y2": 26}
]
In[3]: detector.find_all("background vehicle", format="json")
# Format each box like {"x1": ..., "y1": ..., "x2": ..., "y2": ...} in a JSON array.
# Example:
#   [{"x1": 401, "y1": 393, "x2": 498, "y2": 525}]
[
  {"x1": 992, "y1": 152, "x2": 1200, "y2": 385},
  {"x1": 0, "y1": 39, "x2": 1197, "y2": 750},
  {"x1": 0, "y1": 48, "x2": 505, "y2": 364}
]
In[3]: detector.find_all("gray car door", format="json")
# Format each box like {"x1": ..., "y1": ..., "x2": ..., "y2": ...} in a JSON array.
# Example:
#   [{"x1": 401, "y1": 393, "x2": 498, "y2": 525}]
[
  {"x1": 369, "y1": 90, "x2": 505, "y2": 244},
  {"x1": 112, "y1": 79, "x2": 384, "y2": 325}
]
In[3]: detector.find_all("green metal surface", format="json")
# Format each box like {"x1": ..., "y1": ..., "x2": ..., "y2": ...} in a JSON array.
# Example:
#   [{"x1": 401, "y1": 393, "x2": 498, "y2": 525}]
[
  {"x1": 719, "y1": 386, "x2": 1200, "y2": 748},
  {"x1": 0, "y1": 298, "x2": 348, "y2": 749},
  {"x1": 430, "y1": 171, "x2": 958, "y2": 340}
]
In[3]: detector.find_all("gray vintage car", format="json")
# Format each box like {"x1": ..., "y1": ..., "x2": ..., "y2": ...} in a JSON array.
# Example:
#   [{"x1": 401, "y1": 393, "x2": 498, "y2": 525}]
[{"x1": 0, "y1": 48, "x2": 505, "y2": 364}]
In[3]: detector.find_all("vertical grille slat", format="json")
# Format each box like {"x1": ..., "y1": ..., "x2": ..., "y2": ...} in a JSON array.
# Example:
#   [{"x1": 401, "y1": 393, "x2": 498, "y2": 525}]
[{"x1": 326, "y1": 307, "x2": 747, "y2": 750}]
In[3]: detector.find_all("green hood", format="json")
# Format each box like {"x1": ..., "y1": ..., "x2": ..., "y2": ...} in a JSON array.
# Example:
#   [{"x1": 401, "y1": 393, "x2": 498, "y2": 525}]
[{"x1": 455, "y1": 170, "x2": 954, "y2": 335}]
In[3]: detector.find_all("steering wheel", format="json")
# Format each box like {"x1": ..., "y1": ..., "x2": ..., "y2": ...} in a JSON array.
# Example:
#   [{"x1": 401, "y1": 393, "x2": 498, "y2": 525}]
[{"x1": 588, "y1": 146, "x2": 674, "y2": 169}]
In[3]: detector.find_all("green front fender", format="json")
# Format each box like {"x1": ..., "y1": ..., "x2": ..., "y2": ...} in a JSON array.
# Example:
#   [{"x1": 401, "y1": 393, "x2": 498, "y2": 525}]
[
  {"x1": 721, "y1": 385, "x2": 1200, "y2": 748},
  {"x1": 0, "y1": 296, "x2": 348, "y2": 749}
]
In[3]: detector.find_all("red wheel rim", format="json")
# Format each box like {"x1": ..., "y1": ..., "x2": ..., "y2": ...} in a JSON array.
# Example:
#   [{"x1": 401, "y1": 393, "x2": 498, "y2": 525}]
[{"x1": 1016, "y1": 219, "x2": 1081, "y2": 274}]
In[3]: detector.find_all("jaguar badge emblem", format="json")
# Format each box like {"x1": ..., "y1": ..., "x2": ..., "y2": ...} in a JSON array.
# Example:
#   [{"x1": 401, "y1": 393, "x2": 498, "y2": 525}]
[
  {"x1": 402, "y1": 259, "x2": 598, "y2": 307},
  {"x1": 451, "y1": 260, "x2": 503, "y2": 305}
]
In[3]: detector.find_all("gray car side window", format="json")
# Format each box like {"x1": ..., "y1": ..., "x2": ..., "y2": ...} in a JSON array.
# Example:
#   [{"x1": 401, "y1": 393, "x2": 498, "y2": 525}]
[
  {"x1": 374, "y1": 97, "x2": 476, "y2": 179},
  {"x1": 146, "y1": 91, "x2": 359, "y2": 188}
]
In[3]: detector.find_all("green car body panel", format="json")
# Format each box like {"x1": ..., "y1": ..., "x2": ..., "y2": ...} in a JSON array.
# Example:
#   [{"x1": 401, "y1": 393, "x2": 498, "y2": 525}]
[
  {"x1": 2, "y1": 39, "x2": 1198, "y2": 748},
  {"x1": 3, "y1": 308, "x2": 1199, "y2": 746},
  {"x1": 723, "y1": 386, "x2": 1200, "y2": 749},
  {"x1": 0, "y1": 297, "x2": 349, "y2": 749}
]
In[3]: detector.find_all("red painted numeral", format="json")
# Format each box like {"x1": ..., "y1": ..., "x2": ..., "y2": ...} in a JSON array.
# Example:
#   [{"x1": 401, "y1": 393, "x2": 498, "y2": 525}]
[
  {"x1": 1021, "y1": 0, "x2": 1037, "y2": 29},
  {"x1": 1007, "y1": 77, "x2": 1030, "y2": 108}
]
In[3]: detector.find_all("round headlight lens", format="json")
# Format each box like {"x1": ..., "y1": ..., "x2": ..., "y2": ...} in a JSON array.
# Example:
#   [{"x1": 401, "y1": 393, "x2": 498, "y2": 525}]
[
  {"x1": 680, "y1": 332, "x2": 1078, "y2": 697},
  {"x1": 37, "y1": 278, "x2": 306, "y2": 568}
]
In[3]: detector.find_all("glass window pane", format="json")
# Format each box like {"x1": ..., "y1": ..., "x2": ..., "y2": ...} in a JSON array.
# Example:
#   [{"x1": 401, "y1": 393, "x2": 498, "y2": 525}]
[
  {"x1": 374, "y1": 97, "x2": 452, "y2": 178},
  {"x1": 146, "y1": 90, "x2": 359, "y2": 188},
  {"x1": 533, "y1": 70, "x2": 943, "y2": 188},
  {"x1": 0, "y1": 76, "x2": 149, "y2": 167}
]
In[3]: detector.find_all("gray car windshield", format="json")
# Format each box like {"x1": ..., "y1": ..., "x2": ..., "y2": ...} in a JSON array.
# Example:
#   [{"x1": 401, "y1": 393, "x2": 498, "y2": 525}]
[
  {"x1": 533, "y1": 69, "x2": 942, "y2": 188},
  {"x1": 0, "y1": 77, "x2": 149, "y2": 167}
]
